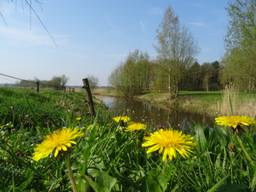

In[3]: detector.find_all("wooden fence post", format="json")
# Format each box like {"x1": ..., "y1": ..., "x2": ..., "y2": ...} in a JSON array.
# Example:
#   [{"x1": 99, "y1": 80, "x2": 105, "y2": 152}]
[
  {"x1": 82, "y1": 78, "x2": 95, "y2": 117},
  {"x1": 36, "y1": 81, "x2": 40, "y2": 93}
]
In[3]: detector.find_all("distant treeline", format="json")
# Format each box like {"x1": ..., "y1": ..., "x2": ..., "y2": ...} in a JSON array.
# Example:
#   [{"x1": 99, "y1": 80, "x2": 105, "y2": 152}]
[
  {"x1": 17, "y1": 75, "x2": 68, "y2": 90},
  {"x1": 109, "y1": 50, "x2": 221, "y2": 96},
  {"x1": 180, "y1": 61, "x2": 221, "y2": 91}
]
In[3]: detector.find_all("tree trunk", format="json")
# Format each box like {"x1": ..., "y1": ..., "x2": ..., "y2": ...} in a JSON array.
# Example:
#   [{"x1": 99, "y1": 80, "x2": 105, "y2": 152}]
[
  {"x1": 168, "y1": 73, "x2": 177, "y2": 100},
  {"x1": 168, "y1": 74, "x2": 172, "y2": 99}
]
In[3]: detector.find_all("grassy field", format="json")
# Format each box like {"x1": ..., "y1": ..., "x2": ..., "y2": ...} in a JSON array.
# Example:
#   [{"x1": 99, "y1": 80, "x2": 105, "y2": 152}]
[
  {"x1": 0, "y1": 88, "x2": 93, "y2": 128},
  {"x1": 1, "y1": 88, "x2": 256, "y2": 191}
]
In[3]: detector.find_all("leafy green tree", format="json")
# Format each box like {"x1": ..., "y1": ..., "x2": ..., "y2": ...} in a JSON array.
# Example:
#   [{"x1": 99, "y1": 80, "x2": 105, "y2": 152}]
[
  {"x1": 222, "y1": 0, "x2": 256, "y2": 91},
  {"x1": 109, "y1": 50, "x2": 151, "y2": 97},
  {"x1": 180, "y1": 62, "x2": 202, "y2": 91},
  {"x1": 211, "y1": 61, "x2": 221, "y2": 90},
  {"x1": 189, "y1": 62, "x2": 202, "y2": 90}
]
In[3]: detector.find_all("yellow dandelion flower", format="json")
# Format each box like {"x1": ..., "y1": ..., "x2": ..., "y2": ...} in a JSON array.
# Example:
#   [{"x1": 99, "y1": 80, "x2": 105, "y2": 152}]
[
  {"x1": 33, "y1": 128, "x2": 84, "y2": 161},
  {"x1": 215, "y1": 116, "x2": 256, "y2": 129},
  {"x1": 112, "y1": 116, "x2": 130, "y2": 123},
  {"x1": 126, "y1": 122, "x2": 146, "y2": 132},
  {"x1": 142, "y1": 129, "x2": 195, "y2": 161}
]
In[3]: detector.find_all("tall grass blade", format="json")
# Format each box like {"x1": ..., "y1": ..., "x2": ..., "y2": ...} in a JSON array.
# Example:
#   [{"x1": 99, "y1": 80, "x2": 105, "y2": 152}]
[
  {"x1": 194, "y1": 125, "x2": 207, "y2": 152},
  {"x1": 249, "y1": 166, "x2": 256, "y2": 191},
  {"x1": 207, "y1": 175, "x2": 229, "y2": 192}
]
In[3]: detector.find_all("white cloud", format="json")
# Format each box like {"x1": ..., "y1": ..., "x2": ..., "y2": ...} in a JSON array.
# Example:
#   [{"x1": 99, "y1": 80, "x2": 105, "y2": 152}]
[{"x1": 0, "y1": 26, "x2": 69, "y2": 47}]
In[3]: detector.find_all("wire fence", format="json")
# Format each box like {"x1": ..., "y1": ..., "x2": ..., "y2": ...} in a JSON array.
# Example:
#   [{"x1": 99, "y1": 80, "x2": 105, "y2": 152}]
[
  {"x1": 0, "y1": 72, "x2": 37, "y2": 88},
  {"x1": 0, "y1": 73, "x2": 34, "y2": 82},
  {"x1": 0, "y1": 72, "x2": 84, "y2": 93}
]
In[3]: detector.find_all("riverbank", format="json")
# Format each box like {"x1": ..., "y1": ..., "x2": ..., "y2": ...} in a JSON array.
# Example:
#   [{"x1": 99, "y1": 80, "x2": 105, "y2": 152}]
[
  {"x1": 94, "y1": 88, "x2": 256, "y2": 116},
  {"x1": 138, "y1": 91, "x2": 256, "y2": 116},
  {"x1": 136, "y1": 91, "x2": 222, "y2": 114},
  {"x1": 93, "y1": 87, "x2": 120, "y2": 97}
]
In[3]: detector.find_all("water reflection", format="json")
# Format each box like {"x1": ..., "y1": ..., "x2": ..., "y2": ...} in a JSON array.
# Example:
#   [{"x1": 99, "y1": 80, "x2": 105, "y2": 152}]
[{"x1": 96, "y1": 95, "x2": 213, "y2": 130}]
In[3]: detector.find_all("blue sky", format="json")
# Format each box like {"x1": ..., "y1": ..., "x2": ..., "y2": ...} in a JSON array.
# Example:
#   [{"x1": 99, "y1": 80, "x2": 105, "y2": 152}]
[{"x1": 0, "y1": 0, "x2": 229, "y2": 86}]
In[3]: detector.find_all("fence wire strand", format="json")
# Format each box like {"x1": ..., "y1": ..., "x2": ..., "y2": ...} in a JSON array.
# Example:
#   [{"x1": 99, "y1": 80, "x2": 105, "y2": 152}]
[{"x1": 0, "y1": 73, "x2": 35, "y2": 83}]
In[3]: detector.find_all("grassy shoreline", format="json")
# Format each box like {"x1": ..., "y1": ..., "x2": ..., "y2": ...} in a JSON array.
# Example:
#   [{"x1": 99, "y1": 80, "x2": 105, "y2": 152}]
[
  {"x1": 136, "y1": 91, "x2": 223, "y2": 114},
  {"x1": 93, "y1": 87, "x2": 120, "y2": 97},
  {"x1": 93, "y1": 88, "x2": 256, "y2": 116}
]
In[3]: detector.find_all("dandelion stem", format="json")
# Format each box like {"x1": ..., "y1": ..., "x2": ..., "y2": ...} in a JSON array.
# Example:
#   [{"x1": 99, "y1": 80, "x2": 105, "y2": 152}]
[{"x1": 66, "y1": 154, "x2": 77, "y2": 192}]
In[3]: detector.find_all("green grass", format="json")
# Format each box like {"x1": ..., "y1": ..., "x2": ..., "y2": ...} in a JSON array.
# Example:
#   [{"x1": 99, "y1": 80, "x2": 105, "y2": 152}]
[
  {"x1": 179, "y1": 90, "x2": 223, "y2": 95},
  {"x1": 178, "y1": 91, "x2": 223, "y2": 105},
  {"x1": 0, "y1": 88, "x2": 92, "y2": 129},
  {"x1": 0, "y1": 88, "x2": 97, "y2": 191},
  {"x1": 1, "y1": 88, "x2": 256, "y2": 191}
]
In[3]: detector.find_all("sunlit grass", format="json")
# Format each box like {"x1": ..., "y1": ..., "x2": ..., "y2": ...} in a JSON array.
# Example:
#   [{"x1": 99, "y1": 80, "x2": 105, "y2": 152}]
[{"x1": 1, "y1": 88, "x2": 256, "y2": 191}]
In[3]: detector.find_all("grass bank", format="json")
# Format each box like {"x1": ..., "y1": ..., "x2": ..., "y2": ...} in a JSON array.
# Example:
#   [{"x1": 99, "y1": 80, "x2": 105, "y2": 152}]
[
  {"x1": 93, "y1": 87, "x2": 120, "y2": 97},
  {"x1": 136, "y1": 91, "x2": 222, "y2": 114},
  {"x1": 0, "y1": 88, "x2": 87, "y2": 128},
  {"x1": 137, "y1": 90, "x2": 256, "y2": 116}
]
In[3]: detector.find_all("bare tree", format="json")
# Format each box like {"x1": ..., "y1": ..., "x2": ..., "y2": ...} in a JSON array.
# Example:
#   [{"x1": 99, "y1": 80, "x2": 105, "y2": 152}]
[
  {"x1": 60, "y1": 74, "x2": 69, "y2": 89},
  {"x1": 155, "y1": 6, "x2": 198, "y2": 98},
  {"x1": 87, "y1": 75, "x2": 98, "y2": 90}
]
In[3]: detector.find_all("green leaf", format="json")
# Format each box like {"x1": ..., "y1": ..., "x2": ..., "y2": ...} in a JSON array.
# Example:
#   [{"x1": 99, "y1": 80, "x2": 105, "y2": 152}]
[
  {"x1": 84, "y1": 171, "x2": 117, "y2": 192},
  {"x1": 146, "y1": 165, "x2": 172, "y2": 192}
]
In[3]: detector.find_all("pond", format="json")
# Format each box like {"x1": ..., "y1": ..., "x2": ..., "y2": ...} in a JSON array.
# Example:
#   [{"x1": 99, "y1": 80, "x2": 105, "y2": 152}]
[{"x1": 96, "y1": 95, "x2": 214, "y2": 130}]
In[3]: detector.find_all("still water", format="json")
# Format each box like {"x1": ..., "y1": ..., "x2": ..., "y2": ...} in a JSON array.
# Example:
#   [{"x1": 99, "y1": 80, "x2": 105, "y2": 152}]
[{"x1": 96, "y1": 96, "x2": 214, "y2": 130}]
